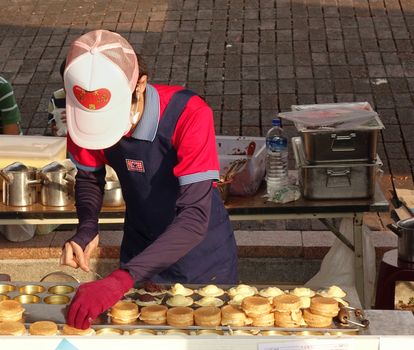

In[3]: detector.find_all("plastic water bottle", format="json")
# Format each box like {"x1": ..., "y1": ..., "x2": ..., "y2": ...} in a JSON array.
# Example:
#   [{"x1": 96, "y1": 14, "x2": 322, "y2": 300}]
[{"x1": 265, "y1": 118, "x2": 289, "y2": 196}]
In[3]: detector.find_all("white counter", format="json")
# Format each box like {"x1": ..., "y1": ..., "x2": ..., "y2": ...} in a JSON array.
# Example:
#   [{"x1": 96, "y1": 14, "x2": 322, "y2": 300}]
[{"x1": 1, "y1": 311, "x2": 413, "y2": 350}]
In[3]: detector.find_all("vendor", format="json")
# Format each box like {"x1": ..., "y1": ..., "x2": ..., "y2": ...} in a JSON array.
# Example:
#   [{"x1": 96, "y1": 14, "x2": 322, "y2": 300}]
[
  {"x1": 60, "y1": 30, "x2": 238, "y2": 329},
  {"x1": 0, "y1": 76, "x2": 21, "y2": 135},
  {"x1": 0, "y1": 76, "x2": 38, "y2": 243}
]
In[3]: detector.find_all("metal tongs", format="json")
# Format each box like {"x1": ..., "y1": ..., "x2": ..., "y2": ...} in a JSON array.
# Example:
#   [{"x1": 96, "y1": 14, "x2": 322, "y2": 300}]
[
  {"x1": 223, "y1": 159, "x2": 247, "y2": 182},
  {"x1": 337, "y1": 304, "x2": 370, "y2": 328}
]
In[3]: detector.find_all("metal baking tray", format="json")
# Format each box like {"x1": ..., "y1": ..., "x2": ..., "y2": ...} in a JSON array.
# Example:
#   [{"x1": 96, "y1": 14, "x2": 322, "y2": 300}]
[
  {"x1": 292, "y1": 137, "x2": 382, "y2": 200},
  {"x1": 0, "y1": 281, "x2": 365, "y2": 336},
  {"x1": 0, "y1": 280, "x2": 76, "y2": 324}
]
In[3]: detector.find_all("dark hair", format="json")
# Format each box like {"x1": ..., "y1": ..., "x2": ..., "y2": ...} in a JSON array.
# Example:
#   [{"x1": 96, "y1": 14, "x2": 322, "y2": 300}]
[
  {"x1": 131, "y1": 53, "x2": 148, "y2": 104},
  {"x1": 59, "y1": 59, "x2": 66, "y2": 78},
  {"x1": 136, "y1": 53, "x2": 148, "y2": 79}
]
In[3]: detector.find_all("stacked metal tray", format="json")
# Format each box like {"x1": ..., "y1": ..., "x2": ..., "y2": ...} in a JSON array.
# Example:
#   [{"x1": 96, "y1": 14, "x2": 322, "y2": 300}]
[
  {"x1": 0, "y1": 281, "x2": 367, "y2": 336},
  {"x1": 292, "y1": 137, "x2": 382, "y2": 200}
]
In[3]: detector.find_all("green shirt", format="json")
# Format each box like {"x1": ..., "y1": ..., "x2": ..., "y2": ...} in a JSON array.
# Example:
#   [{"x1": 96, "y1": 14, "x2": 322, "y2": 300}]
[{"x1": 0, "y1": 76, "x2": 21, "y2": 131}]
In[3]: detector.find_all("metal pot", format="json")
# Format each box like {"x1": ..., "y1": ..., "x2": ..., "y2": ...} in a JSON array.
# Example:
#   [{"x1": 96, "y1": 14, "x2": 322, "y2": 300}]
[
  {"x1": 39, "y1": 162, "x2": 75, "y2": 207},
  {"x1": 387, "y1": 217, "x2": 414, "y2": 263},
  {"x1": 103, "y1": 180, "x2": 124, "y2": 207},
  {"x1": 0, "y1": 162, "x2": 41, "y2": 206}
]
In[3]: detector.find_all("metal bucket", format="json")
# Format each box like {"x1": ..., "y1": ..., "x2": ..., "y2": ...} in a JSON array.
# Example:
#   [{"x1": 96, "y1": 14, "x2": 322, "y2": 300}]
[
  {"x1": 39, "y1": 162, "x2": 75, "y2": 207},
  {"x1": 0, "y1": 162, "x2": 40, "y2": 206},
  {"x1": 387, "y1": 217, "x2": 414, "y2": 263},
  {"x1": 103, "y1": 180, "x2": 124, "y2": 207}
]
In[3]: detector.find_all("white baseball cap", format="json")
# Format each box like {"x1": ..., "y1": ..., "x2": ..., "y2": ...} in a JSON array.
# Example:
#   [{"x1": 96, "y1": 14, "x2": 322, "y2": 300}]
[{"x1": 64, "y1": 30, "x2": 139, "y2": 150}]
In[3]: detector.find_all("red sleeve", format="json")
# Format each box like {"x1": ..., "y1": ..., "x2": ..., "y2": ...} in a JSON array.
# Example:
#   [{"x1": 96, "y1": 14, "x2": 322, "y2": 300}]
[
  {"x1": 67, "y1": 134, "x2": 107, "y2": 171},
  {"x1": 171, "y1": 96, "x2": 220, "y2": 179}
]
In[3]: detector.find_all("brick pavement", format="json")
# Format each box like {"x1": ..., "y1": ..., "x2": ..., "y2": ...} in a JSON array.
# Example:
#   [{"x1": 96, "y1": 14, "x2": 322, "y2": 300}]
[{"x1": 0, "y1": 0, "x2": 413, "y2": 230}]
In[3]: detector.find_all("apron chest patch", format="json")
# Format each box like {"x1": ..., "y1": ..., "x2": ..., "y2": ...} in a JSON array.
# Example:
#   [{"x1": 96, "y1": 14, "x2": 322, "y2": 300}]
[{"x1": 126, "y1": 159, "x2": 145, "y2": 172}]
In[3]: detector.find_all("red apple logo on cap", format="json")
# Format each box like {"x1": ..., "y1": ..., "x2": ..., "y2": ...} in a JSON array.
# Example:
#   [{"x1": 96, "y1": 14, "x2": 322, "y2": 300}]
[{"x1": 73, "y1": 85, "x2": 111, "y2": 110}]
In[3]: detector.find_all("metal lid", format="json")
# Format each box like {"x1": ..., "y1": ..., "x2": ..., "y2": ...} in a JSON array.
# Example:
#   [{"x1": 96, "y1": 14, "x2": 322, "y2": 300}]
[
  {"x1": 399, "y1": 217, "x2": 414, "y2": 229},
  {"x1": 41, "y1": 161, "x2": 66, "y2": 173},
  {"x1": 3, "y1": 162, "x2": 29, "y2": 172}
]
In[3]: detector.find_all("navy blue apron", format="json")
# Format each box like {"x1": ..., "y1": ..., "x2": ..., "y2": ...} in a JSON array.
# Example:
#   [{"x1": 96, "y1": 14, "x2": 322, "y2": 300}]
[{"x1": 104, "y1": 90, "x2": 238, "y2": 284}]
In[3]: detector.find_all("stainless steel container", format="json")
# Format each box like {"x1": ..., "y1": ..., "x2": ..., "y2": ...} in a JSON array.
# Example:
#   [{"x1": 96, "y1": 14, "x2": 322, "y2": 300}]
[
  {"x1": 0, "y1": 162, "x2": 41, "y2": 206},
  {"x1": 292, "y1": 137, "x2": 382, "y2": 200},
  {"x1": 297, "y1": 115, "x2": 384, "y2": 164},
  {"x1": 387, "y1": 217, "x2": 414, "y2": 263},
  {"x1": 103, "y1": 180, "x2": 124, "y2": 207},
  {"x1": 39, "y1": 162, "x2": 75, "y2": 207}
]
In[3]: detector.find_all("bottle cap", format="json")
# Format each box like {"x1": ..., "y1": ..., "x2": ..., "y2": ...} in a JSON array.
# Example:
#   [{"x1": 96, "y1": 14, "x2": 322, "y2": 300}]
[{"x1": 272, "y1": 118, "x2": 281, "y2": 126}]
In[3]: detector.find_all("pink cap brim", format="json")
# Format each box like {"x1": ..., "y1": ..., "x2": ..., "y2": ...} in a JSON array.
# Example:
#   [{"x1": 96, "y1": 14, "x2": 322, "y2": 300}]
[{"x1": 66, "y1": 92, "x2": 131, "y2": 150}]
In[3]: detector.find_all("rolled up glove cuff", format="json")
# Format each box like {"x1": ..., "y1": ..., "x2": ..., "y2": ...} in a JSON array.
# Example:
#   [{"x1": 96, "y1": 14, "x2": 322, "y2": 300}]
[{"x1": 108, "y1": 269, "x2": 135, "y2": 292}]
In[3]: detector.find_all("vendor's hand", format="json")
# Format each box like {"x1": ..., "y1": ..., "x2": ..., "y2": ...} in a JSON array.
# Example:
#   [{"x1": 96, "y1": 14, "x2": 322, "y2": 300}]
[
  {"x1": 67, "y1": 269, "x2": 134, "y2": 329},
  {"x1": 60, "y1": 235, "x2": 99, "y2": 272}
]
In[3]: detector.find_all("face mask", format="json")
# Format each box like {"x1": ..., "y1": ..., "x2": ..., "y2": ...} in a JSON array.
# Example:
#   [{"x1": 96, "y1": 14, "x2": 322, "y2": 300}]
[
  {"x1": 131, "y1": 111, "x2": 140, "y2": 125},
  {"x1": 125, "y1": 90, "x2": 141, "y2": 134},
  {"x1": 124, "y1": 109, "x2": 140, "y2": 135}
]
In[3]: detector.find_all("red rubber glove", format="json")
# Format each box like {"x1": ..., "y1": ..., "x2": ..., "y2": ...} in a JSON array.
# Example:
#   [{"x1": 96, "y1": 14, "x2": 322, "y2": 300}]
[{"x1": 67, "y1": 269, "x2": 134, "y2": 329}]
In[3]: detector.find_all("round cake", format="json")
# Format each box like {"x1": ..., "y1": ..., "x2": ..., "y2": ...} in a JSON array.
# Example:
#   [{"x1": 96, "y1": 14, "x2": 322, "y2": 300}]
[
  {"x1": 166, "y1": 294, "x2": 193, "y2": 307},
  {"x1": 109, "y1": 300, "x2": 139, "y2": 324},
  {"x1": 274, "y1": 310, "x2": 303, "y2": 328},
  {"x1": 221, "y1": 304, "x2": 251, "y2": 327},
  {"x1": 61, "y1": 324, "x2": 95, "y2": 336},
  {"x1": 309, "y1": 296, "x2": 339, "y2": 318},
  {"x1": 139, "y1": 305, "x2": 168, "y2": 325},
  {"x1": 259, "y1": 287, "x2": 285, "y2": 298},
  {"x1": 197, "y1": 285, "x2": 224, "y2": 297},
  {"x1": 168, "y1": 283, "x2": 193, "y2": 296},
  {"x1": 227, "y1": 284, "x2": 257, "y2": 298},
  {"x1": 166, "y1": 306, "x2": 194, "y2": 327},
  {"x1": 0, "y1": 321, "x2": 26, "y2": 336},
  {"x1": 273, "y1": 294, "x2": 301, "y2": 312},
  {"x1": 242, "y1": 296, "x2": 272, "y2": 317},
  {"x1": 303, "y1": 308, "x2": 333, "y2": 328},
  {"x1": 195, "y1": 296, "x2": 224, "y2": 307},
  {"x1": 251, "y1": 312, "x2": 275, "y2": 327},
  {"x1": 0, "y1": 300, "x2": 24, "y2": 322},
  {"x1": 29, "y1": 321, "x2": 58, "y2": 336},
  {"x1": 194, "y1": 306, "x2": 221, "y2": 327}
]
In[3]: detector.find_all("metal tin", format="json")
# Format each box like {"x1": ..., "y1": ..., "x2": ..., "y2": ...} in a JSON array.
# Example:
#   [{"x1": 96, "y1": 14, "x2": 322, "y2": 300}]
[
  {"x1": 293, "y1": 137, "x2": 382, "y2": 200},
  {"x1": 0, "y1": 284, "x2": 15, "y2": 293},
  {"x1": 43, "y1": 294, "x2": 71, "y2": 305},
  {"x1": 261, "y1": 330, "x2": 291, "y2": 336},
  {"x1": 96, "y1": 328, "x2": 124, "y2": 336},
  {"x1": 230, "y1": 330, "x2": 254, "y2": 336},
  {"x1": 297, "y1": 115, "x2": 384, "y2": 164},
  {"x1": 128, "y1": 328, "x2": 157, "y2": 336},
  {"x1": 329, "y1": 330, "x2": 358, "y2": 336},
  {"x1": 14, "y1": 294, "x2": 41, "y2": 304},
  {"x1": 163, "y1": 329, "x2": 191, "y2": 335},
  {"x1": 18, "y1": 284, "x2": 45, "y2": 294},
  {"x1": 294, "y1": 330, "x2": 326, "y2": 336},
  {"x1": 48, "y1": 285, "x2": 75, "y2": 295},
  {"x1": 196, "y1": 329, "x2": 224, "y2": 335}
]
